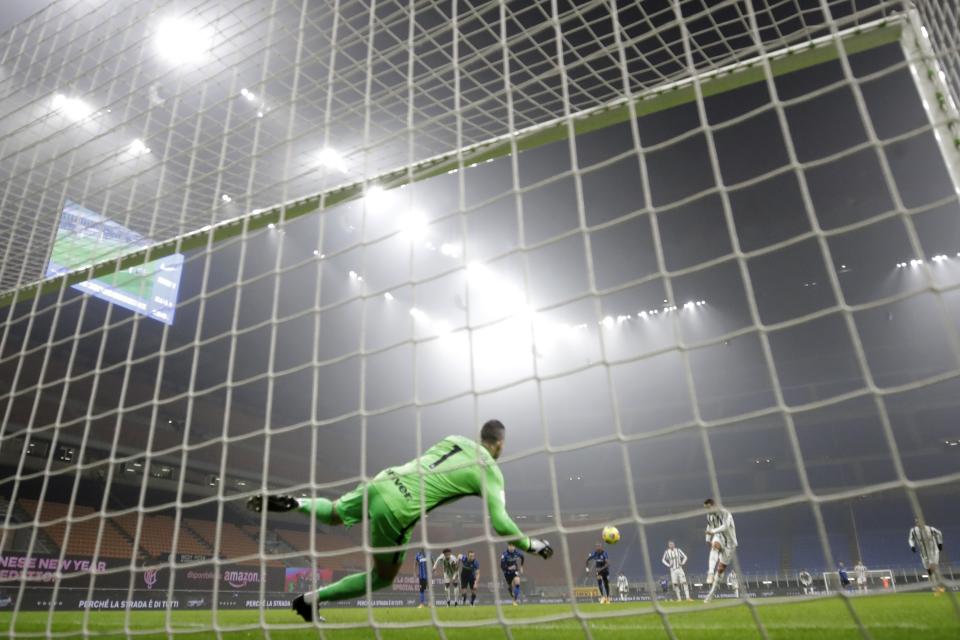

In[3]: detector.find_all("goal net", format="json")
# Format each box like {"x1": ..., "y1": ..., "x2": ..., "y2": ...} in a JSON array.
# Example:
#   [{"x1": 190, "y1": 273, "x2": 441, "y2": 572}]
[
  {"x1": 1, "y1": 0, "x2": 959, "y2": 637},
  {"x1": 822, "y1": 569, "x2": 896, "y2": 594}
]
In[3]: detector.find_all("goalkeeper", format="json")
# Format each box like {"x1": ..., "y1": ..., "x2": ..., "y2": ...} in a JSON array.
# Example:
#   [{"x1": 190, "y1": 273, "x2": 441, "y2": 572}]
[{"x1": 247, "y1": 420, "x2": 553, "y2": 622}]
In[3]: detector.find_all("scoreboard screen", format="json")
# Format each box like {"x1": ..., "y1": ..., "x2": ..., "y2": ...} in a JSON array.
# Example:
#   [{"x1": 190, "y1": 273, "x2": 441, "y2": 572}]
[{"x1": 44, "y1": 200, "x2": 183, "y2": 325}]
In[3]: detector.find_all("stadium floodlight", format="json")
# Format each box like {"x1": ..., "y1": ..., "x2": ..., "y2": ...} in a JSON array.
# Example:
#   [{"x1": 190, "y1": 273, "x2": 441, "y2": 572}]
[
  {"x1": 364, "y1": 185, "x2": 390, "y2": 211},
  {"x1": 127, "y1": 138, "x2": 150, "y2": 155},
  {"x1": 51, "y1": 94, "x2": 94, "y2": 121},
  {"x1": 398, "y1": 210, "x2": 427, "y2": 242},
  {"x1": 155, "y1": 17, "x2": 214, "y2": 66},
  {"x1": 439, "y1": 243, "x2": 462, "y2": 258},
  {"x1": 317, "y1": 147, "x2": 347, "y2": 172},
  {"x1": 409, "y1": 306, "x2": 454, "y2": 335}
]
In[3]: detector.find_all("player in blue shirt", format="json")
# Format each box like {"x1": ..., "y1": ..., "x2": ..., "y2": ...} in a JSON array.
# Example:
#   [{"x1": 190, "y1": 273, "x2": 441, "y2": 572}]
[
  {"x1": 585, "y1": 543, "x2": 611, "y2": 604},
  {"x1": 459, "y1": 550, "x2": 481, "y2": 606},
  {"x1": 415, "y1": 550, "x2": 430, "y2": 608},
  {"x1": 500, "y1": 542, "x2": 525, "y2": 605},
  {"x1": 838, "y1": 561, "x2": 851, "y2": 591}
]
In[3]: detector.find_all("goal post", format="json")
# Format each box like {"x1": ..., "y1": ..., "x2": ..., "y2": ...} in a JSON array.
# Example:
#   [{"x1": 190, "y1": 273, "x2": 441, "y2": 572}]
[
  {"x1": 0, "y1": 1, "x2": 959, "y2": 638},
  {"x1": 822, "y1": 569, "x2": 897, "y2": 594}
]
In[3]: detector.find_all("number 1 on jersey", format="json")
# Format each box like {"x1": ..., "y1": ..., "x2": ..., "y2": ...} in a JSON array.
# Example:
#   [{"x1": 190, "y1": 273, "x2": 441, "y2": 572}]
[{"x1": 428, "y1": 444, "x2": 463, "y2": 470}]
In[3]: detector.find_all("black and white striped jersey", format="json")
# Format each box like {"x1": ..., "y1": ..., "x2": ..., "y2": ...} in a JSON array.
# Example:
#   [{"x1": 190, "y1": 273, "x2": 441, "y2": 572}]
[
  {"x1": 661, "y1": 547, "x2": 687, "y2": 570},
  {"x1": 909, "y1": 525, "x2": 943, "y2": 558},
  {"x1": 706, "y1": 508, "x2": 738, "y2": 550}
]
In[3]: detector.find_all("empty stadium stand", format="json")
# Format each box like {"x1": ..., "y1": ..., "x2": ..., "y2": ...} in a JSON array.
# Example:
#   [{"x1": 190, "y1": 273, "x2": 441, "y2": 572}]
[
  {"x1": 267, "y1": 527, "x2": 360, "y2": 570},
  {"x1": 184, "y1": 518, "x2": 282, "y2": 566},
  {"x1": 112, "y1": 512, "x2": 212, "y2": 559},
  {"x1": 18, "y1": 499, "x2": 134, "y2": 560}
]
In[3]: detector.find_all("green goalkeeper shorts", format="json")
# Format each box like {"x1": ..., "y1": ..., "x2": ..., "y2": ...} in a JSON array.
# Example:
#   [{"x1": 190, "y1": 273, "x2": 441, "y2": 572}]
[{"x1": 336, "y1": 483, "x2": 412, "y2": 564}]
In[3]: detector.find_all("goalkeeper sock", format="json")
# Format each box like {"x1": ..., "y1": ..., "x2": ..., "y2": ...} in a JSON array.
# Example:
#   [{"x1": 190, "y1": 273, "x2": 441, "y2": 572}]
[
  {"x1": 305, "y1": 569, "x2": 393, "y2": 603},
  {"x1": 297, "y1": 498, "x2": 338, "y2": 525}
]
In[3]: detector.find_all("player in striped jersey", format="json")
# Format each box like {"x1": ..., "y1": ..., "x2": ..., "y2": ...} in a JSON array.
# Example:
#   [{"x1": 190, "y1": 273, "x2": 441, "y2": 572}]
[
  {"x1": 433, "y1": 548, "x2": 461, "y2": 606},
  {"x1": 703, "y1": 498, "x2": 737, "y2": 603},
  {"x1": 909, "y1": 518, "x2": 945, "y2": 593},
  {"x1": 853, "y1": 560, "x2": 868, "y2": 593},
  {"x1": 661, "y1": 541, "x2": 691, "y2": 601},
  {"x1": 616, "y1": 573, "x2": 629, "y2": 601}
]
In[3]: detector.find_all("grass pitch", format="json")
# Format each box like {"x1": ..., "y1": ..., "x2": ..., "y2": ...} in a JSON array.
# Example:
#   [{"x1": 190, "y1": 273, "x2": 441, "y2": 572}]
[{"x1": 1, "y1": 594, "x2": 958, "y2": 639}]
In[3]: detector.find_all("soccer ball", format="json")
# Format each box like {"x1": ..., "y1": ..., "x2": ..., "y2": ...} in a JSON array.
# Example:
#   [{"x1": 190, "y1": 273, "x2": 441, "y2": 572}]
[{"x1": 602, "y1": 526, "x2": 620, "y2": 544}]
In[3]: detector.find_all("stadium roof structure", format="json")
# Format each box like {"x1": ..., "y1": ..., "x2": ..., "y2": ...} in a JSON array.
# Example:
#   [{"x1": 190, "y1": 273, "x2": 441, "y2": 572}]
[{"x1": 0, "y1": 0, "x2": 914, "y2": 297}]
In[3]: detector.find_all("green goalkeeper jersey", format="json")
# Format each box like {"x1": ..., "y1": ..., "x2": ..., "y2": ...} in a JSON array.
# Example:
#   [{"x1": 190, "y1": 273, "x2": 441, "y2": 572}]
[{"x1": 365, "y1": 435, "x2": 530, "y2": 551}]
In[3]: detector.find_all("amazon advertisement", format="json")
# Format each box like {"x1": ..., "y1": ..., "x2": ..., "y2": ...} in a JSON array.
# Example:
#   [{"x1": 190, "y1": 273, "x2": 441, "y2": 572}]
[{"x1": 0, "y1": 554, "x2": 285, "y2": 610}]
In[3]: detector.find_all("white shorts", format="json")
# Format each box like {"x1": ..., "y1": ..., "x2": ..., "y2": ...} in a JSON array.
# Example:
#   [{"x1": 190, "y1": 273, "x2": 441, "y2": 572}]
[
  {"x1": 856, "y1": 576, "x2": 866, "y2": 585},
  {"x1": 670, "y1": 568, "x2": 687, "y2": 584},
  {"x1": 921, "y1": 550, "x2": 940, "y2": 568},
  {"x1": 710, "y1": 536, "x2": 735, "y2": 566}
]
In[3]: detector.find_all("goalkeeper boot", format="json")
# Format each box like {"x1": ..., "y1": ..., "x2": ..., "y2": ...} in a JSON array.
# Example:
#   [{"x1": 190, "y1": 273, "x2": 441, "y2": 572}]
[
  {"x1": 247, "y1": 494, "x2": 299, "y2": 513},
  {"x1": 291, "y1": 594, "x2": 325, "y2": 623}
]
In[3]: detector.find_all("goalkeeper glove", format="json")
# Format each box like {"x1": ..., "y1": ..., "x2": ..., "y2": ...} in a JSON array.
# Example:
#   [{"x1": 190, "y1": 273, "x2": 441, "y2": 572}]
[
  {"x1": 246, "y1": 494, "x2": 299, "y2": 513},
  {"x1": 911, "y1": 547, "x2": 916, "y2": 553},
  {"x1": 938, "y1": 544, "x2": 943, "y2": 551},
  {"x1": 528, "y1": 539, "x2": 553, "y2": 560}
]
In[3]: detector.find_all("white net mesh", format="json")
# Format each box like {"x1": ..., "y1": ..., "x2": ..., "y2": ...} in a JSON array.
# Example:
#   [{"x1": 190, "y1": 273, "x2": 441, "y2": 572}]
[
  {"x1": 822, "y1": 569, "x2": 896, "y2": 593},
  {"x1": 0, "y1": 0, "x2": 959, "y2": 637}
]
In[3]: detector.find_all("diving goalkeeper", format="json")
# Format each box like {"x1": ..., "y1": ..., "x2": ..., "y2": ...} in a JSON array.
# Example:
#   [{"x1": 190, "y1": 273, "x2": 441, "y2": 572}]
[{"x1": 247, "y1": 420, "x2": 553, "y2": 622}]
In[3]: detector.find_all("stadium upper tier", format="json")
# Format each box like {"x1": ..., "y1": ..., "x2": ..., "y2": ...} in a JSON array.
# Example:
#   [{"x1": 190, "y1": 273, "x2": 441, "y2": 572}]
[{"x1": 11, "y1": 499, "x2": 291, "y2": 566}]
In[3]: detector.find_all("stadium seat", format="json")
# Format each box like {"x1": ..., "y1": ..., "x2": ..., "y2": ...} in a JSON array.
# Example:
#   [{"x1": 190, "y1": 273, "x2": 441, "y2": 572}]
[{"x1": 18, "y1": 500, "x2": 135, "y2": 560}]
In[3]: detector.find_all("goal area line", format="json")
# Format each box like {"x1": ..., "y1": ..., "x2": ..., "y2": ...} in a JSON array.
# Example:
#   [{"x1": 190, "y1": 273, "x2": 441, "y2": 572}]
[{"x1": 0, "y1": 16, "x2": 906, "y2": 312}]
